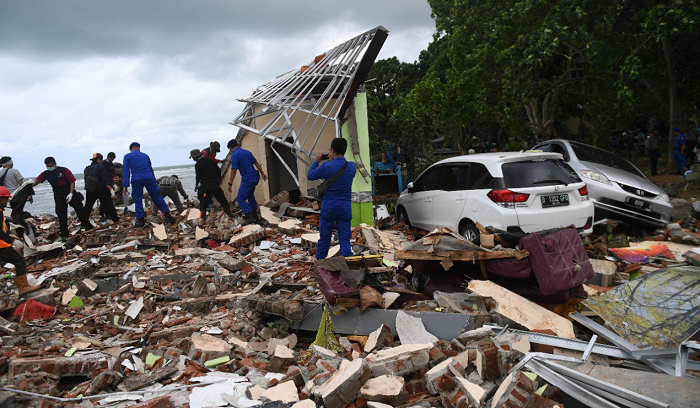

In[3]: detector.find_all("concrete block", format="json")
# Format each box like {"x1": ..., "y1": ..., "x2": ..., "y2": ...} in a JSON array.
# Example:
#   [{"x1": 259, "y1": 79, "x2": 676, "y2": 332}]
[
  {"x1": 8, "y1": 352, "x2": 111, "y2": 380},
  {"x1": 475, "y1": 340, "x2": 502, "y2": 380},
  {"x1": 456, "y1": 377, "x2": 486, "y2": 406},
  {"x1": 491, "y1": 370, "x2": 537, "y2": 408},
  {"x1": 364, "y1": 324, "x2": 393, "y2": 353},
  {"x1": 127, "y1": 395, "x2": 173, "y2": 408},
  {"x1": 229, "y1": 224, "x2": 266, "y2": 247},
  {"x1": 260, "y1": 206, "x2": 283, "y2": 228},
  {"x1": 359, "y1": 375, "x2": 407, "y2": 406},
  {"x1": 313, "y1": 358, "x2": 372, "y2": 408},
  {"x1": 365, "y1": 343, "x2": 432, "y2": 377},
  {"x1": 266, "y1": 345, "x2": 296, "y2": 372},
  {"x1": 424, "y1": 358, "x2": 464, "y2": 395},
  {"x1": 279, "y1": 219, "x2": 302, "y2": 235},
  {"x1": 260, "y1": 380, "x2": 299, "y2": 404},
  {"x1": 291, "y1": 400, "x2": 317, "y2": 408},
  {"x1": 455, "y1": 327, "x2": 495, "y2": 347},
  {"x1": 187, "y1": 334, "x2": 232, "y2": 363}
]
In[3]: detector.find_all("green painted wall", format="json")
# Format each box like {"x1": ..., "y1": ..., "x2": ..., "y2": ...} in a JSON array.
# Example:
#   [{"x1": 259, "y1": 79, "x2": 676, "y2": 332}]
[{"x1": 342, "y1": 92, "x2": 374, "y2": 227}]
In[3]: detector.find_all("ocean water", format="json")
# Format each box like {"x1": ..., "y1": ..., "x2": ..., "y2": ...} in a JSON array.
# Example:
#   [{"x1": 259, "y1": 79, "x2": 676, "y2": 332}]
[{"x1": 22, "y1": 164, "x2": 197, "y2": 217}]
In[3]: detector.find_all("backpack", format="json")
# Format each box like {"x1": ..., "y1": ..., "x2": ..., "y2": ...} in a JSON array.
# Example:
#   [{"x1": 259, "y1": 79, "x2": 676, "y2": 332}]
[
  {"x1": 0, "y1": 169, "x2": 8, "y2": 187},
  {"x1": 83, "y1": 165, "x2": 100, "y2": 193}
]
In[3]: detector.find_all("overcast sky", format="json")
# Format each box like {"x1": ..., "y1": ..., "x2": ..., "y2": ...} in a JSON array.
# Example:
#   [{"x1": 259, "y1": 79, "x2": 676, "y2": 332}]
[{"x1": 0, "y1": 1, "x2": 435, "y2": 177}]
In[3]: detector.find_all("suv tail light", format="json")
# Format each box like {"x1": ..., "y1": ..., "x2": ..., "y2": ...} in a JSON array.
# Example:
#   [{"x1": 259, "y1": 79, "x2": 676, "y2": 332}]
[
  {"x1": 578, "y1": 185, "x2": 589, "y2": 200},
  {"x1": 487, "y1": 189, "x2": 530, "y2": 207}
]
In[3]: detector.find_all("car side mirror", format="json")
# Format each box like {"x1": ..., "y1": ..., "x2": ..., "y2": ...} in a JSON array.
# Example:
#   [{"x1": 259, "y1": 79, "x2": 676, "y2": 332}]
[{"x1": 407, "y1": 182, "x2": 415, "y2": 193}]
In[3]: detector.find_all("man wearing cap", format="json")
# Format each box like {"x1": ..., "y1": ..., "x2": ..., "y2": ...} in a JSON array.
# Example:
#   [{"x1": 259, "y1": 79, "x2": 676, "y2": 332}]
[
  {"x1": 673, "y1": 127, "x2": 687, "y2": 175},
  {"x1": 122, "y1": 142, "x2": 176, "y2": 227},
  {"x1": 202, "y1": 141, "x2": 222, "y2": 164},
  {"x1": 84, "y1": 153, "x2": 119, "y2": 223},
  {"x1": 0, "y1": 156, "x2": 24, "y2": 194},
  {"x1": 35, "y1": 157, "x2": 94, "y2": 240},
  {"x1": 0, "y1": 186, "x2": 40, "y2": 295},
  {"x1": 191, "y1": 149, "x2": 234, "y2": 221},
  {"x1": 153, "y1": 175, "x2": 188, "y2": 216},
  {"x1": 226, "y1": 139, "x2": 267, "y2": 225}
]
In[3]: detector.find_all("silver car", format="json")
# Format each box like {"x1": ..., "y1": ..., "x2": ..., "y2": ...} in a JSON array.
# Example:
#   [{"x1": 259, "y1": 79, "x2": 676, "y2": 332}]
[{"x1": 532, "y1": 139, "x2": 673, "y2": 228}]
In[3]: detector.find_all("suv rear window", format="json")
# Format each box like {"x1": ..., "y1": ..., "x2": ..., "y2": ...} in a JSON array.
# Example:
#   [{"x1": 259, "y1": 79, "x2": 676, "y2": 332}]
[{"x1": 502, "y1": 159, "x2": 581, "y2": 188}]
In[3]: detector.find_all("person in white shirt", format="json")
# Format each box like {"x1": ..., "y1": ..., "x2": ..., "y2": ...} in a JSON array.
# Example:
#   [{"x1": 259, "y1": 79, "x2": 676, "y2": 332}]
[{"x1": 0, "y1": 156, "x2": 24, "y2": 194}]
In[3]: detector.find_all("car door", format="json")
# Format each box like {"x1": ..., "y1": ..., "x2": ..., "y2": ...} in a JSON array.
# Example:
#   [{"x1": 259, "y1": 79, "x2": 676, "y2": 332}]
[
  {"x1": 431, "y1": 163, "x2": 470, "y2": 231},
  {"x1": 463, "y1": 162, "x2": 505, "y2": 227},
  {"x1": 402, "y1": 166, "x2": 443, "y2": 230}
]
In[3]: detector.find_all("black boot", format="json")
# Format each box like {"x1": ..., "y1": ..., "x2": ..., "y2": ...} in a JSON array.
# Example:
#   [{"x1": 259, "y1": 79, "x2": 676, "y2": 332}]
[
  {"x1": 240, "y1": 212, "x2": 255, "y2": 226},
  {"x1": 164, "y1": 213, "x2": 177, "y2": 224},
  {"x1": 134, "y1": 218, "x2": 146, "y2": 228}
]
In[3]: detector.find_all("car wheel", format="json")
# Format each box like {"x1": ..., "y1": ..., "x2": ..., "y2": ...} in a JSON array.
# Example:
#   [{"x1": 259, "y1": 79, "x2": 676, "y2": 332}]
[
  {"x1": 396, "y1": 207, "x2": 411, "y2": 227},
  {"x1": 460, "y1": 223, "x2": 480, "y2": 245}
]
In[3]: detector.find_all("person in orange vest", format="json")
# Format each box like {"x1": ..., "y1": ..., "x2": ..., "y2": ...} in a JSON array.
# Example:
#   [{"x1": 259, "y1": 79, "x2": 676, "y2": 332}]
[{"x1": 0, "y1": 186, "x2": 41, "y2": 295}]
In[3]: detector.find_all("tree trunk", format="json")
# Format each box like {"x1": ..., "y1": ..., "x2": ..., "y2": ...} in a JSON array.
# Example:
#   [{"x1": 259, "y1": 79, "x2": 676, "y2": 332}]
[{"x1": 662, "y1": 38, "x2": 685, "y2": 171}]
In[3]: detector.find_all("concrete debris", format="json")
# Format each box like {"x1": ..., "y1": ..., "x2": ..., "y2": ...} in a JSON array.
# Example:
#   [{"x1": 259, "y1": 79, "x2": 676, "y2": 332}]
[{"x1": 0, "y1": 186, "x2": 698, "y2": 408}]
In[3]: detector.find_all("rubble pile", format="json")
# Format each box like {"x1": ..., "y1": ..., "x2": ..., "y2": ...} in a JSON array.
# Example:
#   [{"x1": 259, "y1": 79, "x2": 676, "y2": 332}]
[{"x1": 0, "y1": 192, "x2": 699, "y2": 407}]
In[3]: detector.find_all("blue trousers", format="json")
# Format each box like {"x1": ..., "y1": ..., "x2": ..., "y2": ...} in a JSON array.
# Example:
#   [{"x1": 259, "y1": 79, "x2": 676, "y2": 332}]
[
  {"x1": 132, "y1": 178, "x2": 170, "y2": 219},
  {"x1": 237, "y1": 179, "x2": 259, "y2": 214},
  {"x1": 316, "y1": 207, "x2": 353, "y2": 259},
  {"x1": 674, "y1": 150, "x2": 686, "y2": 172}
]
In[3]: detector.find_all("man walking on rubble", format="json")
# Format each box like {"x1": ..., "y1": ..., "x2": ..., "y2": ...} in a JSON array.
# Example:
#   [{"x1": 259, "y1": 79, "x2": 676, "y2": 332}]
[
  {"x1": 226, "y1": 139, "x2": 267, "y2": 226},
  {"x1": 35, "y1": 157, "x2": 94, "y2": 240},
  {"x1": 307, "y1": 138, "x2": 357, "y2": 259},
  {"x1": 99, "y1": 152, "x2": 118, "y2": 221},
  {"x1": 83, "y1": 153, "x2": 119, "y2": 223},
  {"x1": 153, "y1": 174, "x2": 188, "y2": 216},
  {"x1": 190, "y1": 149, "x2": 234, "y2": 221},
  {"x1": 0, "y1": 186, "x2": 40, "y2": 295},
  {"x1": 122, "y1": 142, "x2": 176, "y2": 227}
]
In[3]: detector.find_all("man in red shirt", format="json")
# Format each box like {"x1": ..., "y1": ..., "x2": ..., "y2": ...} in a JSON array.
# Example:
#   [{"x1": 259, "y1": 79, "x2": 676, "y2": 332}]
[
  {"x1": 201, "y1": 141, "x2": 222, "y2": 164},
  {"x1": 35, "y1": 157, "x2": 94, "y2": 240}
]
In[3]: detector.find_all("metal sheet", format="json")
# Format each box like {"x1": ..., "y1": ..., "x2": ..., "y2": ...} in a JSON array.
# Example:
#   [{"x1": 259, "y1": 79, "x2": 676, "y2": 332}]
[
  {"x1": 292, "y1": 306, "x2": 474, "y2": 340},
  {"x1": 583, "y1": 267, "x2": 700, "y2": 350}
]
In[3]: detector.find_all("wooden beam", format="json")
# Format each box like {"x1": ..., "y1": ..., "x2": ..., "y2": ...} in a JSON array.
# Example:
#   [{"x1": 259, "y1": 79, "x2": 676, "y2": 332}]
[{"x1": 395, "y1": 250, "x2": 529, "y2": 262}]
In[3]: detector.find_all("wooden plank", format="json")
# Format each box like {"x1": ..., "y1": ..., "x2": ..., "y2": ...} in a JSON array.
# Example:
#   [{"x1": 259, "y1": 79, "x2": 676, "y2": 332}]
[{"x1": 395, "y1": 250, "x2": 528, "y2": 261}]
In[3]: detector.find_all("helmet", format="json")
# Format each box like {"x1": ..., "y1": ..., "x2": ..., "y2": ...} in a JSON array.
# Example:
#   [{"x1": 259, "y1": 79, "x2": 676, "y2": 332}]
[{"x1": 0, "y1": 186, "x2": 11, "y2": 198}]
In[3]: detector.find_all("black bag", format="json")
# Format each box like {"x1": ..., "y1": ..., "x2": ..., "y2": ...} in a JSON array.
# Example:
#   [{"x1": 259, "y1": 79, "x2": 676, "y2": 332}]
[
  {"x1": 83, "y1": 166, "x2": 100, "y2": 193},
  {"x1": 315, "y1": 162, "x2": 349, "y2": 199},
  {"x1": 0, "y1": 169, "x2": 8, "y2": 187}
]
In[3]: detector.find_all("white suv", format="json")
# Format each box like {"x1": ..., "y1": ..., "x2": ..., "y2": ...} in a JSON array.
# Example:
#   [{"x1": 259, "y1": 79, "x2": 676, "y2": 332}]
[{"x1": 395, "y1": 152, "x2": 594, "y2": 243}]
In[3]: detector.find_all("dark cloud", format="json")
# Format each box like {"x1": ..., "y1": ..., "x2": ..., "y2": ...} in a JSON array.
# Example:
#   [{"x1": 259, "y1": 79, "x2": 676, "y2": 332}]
[
  {"x1": 0, "y1": 1, "x2": 435, "y2": 176},
  {"x1": 0, "y1": 1, "x2": 434, "y2": 60}
]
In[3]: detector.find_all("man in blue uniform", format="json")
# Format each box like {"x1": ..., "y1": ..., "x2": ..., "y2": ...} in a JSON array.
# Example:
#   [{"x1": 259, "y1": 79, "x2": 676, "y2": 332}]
[
  {"x1": 226, "y1": 139, "x2": 267, "y2": 225},
  {"x1": 122, "y1": 142, "x2": 176, "y2": 227},
  {"x1": 673, "y1": 127, "x2": 687, "y2": 175},
  {"x1": 307, "y1": 138, "x2": 357, "y2": 259}
]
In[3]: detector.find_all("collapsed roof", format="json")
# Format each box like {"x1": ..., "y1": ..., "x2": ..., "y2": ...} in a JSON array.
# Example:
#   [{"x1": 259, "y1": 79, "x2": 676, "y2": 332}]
[{"x1": 229, "y1": 26, "x2": 388, "y2": 170}]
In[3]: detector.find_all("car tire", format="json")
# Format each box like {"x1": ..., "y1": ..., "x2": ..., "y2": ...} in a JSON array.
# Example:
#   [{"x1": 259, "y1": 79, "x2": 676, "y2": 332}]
[
  {"x1": 460, "y1": 223, "x2": 480, "y2": 245},
  {"x1": 396, "y1": 207, "x2": 411, "y2": 227}
]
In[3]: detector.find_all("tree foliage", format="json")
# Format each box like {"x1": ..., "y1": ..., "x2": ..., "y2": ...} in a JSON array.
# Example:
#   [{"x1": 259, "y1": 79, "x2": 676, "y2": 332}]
[{"x1": 366, "y1": 0, "x2": 700, "y2": 175}]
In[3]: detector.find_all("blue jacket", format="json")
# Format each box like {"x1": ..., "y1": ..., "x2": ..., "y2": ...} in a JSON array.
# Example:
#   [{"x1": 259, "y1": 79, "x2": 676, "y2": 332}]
[
  {"x1": 674, "y1": 133, "x2": 687, "y2": 150},
  {"x1": 230, "y1": 148, "x2": 259, "y2": 181},
  {"x1": 308, "y1": 157, "x2": 356, "y2": 210},
  {"x1": 123, "y1": 150, "x2": 156, "y2": 187}
]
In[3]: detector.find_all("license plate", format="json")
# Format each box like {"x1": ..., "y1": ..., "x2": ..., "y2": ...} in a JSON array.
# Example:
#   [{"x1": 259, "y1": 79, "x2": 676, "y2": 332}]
[
  {"x1": 541, "y1": 194, "x2": 570, "y2": 208},
  {"x1": 625, "y1": 197, "x2": 653, "y2": 211}
]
